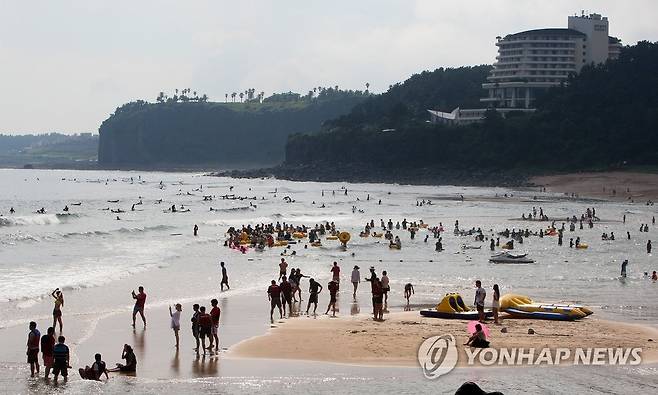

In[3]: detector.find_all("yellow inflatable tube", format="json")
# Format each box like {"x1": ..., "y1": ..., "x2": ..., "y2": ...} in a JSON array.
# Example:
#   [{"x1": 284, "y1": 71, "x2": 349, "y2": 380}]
[{"x1": 500, "y1": 294, "x2": 592, "y2": 320}]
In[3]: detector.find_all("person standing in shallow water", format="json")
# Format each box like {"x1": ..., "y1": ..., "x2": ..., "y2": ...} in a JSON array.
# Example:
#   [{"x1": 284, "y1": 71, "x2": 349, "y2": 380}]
[
  {"x1": 52, "y1": 288, "x2": 64, "y2": 332},
  {"x1": 132, "y1": 286, "x2": 147, "y2": 328},
  {"x1": 351, "y1": 265, "x2": 360, "y2": 298},
  {"x1": 648, "y1": 240, "x2": 652, "y2": 254},
  {"x1": 26, "y1": 321, "x2": 40, "y2": 377},
  {"x1": 193, "y1": 224, "x2": 198, "y2": 236},
  {"x1": 268, "y1": 280, "x2": 283, "y2": 321},
  {"x1": 220, "y1": 261, "x2": 230, "y2": 291},
  {"x1": 306, "y1": 278, "x2": 323, "y2": 315}
]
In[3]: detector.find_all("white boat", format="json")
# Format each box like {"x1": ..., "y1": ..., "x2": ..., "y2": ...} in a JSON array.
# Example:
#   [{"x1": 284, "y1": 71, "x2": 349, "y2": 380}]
[{"x1": 489, "y1": 251, "x2": 535, "y2": 264}]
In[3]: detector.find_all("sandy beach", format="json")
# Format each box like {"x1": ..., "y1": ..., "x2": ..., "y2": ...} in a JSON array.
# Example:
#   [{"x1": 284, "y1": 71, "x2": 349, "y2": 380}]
[
  {"x1": 230, "y1": 310, "x2": 658, "y2": 367},
  {"x1": 531, "y1": 171, "x2": 658, "y2": 202}
]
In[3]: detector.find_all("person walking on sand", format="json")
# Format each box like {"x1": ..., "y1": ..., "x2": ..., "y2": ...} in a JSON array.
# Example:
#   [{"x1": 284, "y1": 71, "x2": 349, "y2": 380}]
[
  {"x1": 492, "y1": 284, "x2": 501, "y2": 324},
  {"x1": 474, "y1": 280, "x2": 486, "y2": 323},
  {"x1": 210, "y1": 299, "x2": 221, "y2": 351},
  {"x1": 52, "y1": 288, "x2": 64, "y2": 332},
  {"x1": 268, "y1": 280, "x2": 283, "y2": 321},
  {"x1": 381, "y1": 271, "x2": 390, "y2": 306},
  {"x1": 621, "y1": 259, "x2": 628, "y2": 278},
  {"x1": 404, "y1": 283, "x2": 414, "y2": 306},
  {"x1": 325, "y1": 279, "x2": 339, "y2": 316},
  {"x1": 41, "y1": 326, "x2": 55, "y2": 379},
  {"x1": 191, "y1": 304, "x2": 200, "y2": 352},
  {"x1": 351, "y1": 265, "x2": 360, "y2": 298},
  {"x1": 52, "y1": 336, "x2": 70, "y2": 382},
  {"x1": 278, "y1": 258, "x2": 288, "y2": 281},
  {"x1": 169, "y1": 304, "x2": 182, "y2": 348},
  {"x1": 220, "y1": 262, "x2": 230, "y2": 291},
  {"x1": 26, "y1": 321, "x2": 40, "y2": 377},
  {"x1": 131, "y1": 286, "x2": 147, "y2": 328},
  {"x1": 193, "y1": 224, "x2": 198, "y2": 236},
  {"x1": 306, "y1": 278, "x2": 322, "y2": 315},
  {"x1": 648, "y1": 240, "x2": 652, "y2": 254}
]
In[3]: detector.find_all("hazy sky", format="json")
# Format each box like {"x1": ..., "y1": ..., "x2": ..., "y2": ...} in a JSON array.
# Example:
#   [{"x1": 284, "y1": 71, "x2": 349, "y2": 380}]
[{"x1": 1, "y1": 0, "x2": 656, "y2": 133}]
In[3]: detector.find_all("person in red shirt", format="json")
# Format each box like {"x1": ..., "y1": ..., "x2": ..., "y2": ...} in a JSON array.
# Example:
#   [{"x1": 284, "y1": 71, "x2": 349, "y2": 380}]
[
  {"x1": 210, "y1": 299, "x2": 221, "y2": 351},
  {"x1": 41, "y1": 326, "x2": 56, "y2": 379},
  {"x1": 131, "y1": 286, "x2": 147, "y2": 328},
  {"x1": 197, "y1": 306, "x2": 212, "y2": 354},
  {"x1": 330, "y1": 262, "x2": 340, "y2": 285},
  {"x1": 26, "y1": 321, "x2": 40, "y2": 377},
  {"x1": 268, "y1": 280, "x2": 282, "y2": 322}
]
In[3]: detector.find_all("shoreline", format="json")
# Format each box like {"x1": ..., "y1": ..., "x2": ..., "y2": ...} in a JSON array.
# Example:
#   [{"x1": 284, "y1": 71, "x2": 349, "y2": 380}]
[{"x1": 228, "y1": 310, "x2": 658, "y2": 368}]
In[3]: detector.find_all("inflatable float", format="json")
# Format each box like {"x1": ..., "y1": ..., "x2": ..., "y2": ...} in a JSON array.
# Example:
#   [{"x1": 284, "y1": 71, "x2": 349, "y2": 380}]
[
  {"x1": 292, "y1": 232, "x2": 306, "y2": 239},
  {"x1": 338, "y1": 232, "x2": 351, "y2": 245},
  {"x1": 326, "y1": 235, "x2": 338, "y2": 241},
  {"x1": 389, "y1": 244, "x2": 401, "y2": 250},
  {"x1": 420, "y1": 293, "x2": 493, "y2": 320},
  {"x1": 372, "y1": 232, "x2": 383, "y2": 238},
  {"x1": 576, "y1": 243, "x2": 589, "y2": 249},
  {"x1": 500, "y1": 294, "x2": 593, "y2": 321}
]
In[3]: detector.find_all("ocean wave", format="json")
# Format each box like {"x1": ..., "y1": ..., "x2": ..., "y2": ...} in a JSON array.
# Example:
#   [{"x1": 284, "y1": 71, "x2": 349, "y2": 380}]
[
  {"x1": 210, "y1": 206, "x2": 256, "y2": 212},
  {"x1": 204, "y1": 217, "x2": 274, "y2": 226},
  {"x1": 117, "y1": 224, "x2": 176, "y2": 233},
  {"x1": 0, "y1": 214, "x2": 62, "y2": 227}
]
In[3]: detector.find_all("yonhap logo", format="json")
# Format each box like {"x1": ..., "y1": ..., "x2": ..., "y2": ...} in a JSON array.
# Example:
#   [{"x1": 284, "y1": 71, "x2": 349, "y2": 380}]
[{"x1": 418, "y1": 334, "x2": 458, "y2": 379}]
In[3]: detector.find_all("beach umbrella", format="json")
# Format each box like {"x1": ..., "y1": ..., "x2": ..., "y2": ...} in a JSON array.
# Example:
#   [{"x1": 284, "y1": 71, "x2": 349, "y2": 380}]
[{"x1": 467, "y1": 321, "x2": 490, "y2": 338}]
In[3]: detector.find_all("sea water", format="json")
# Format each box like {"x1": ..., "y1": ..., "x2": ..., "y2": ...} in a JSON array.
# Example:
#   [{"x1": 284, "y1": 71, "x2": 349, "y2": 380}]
[{"x1": 0, "y1": 168, "x2": 657, "y2": 394}]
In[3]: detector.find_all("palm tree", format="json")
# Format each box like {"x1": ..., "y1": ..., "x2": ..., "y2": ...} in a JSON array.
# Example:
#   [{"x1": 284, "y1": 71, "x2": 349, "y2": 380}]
[
  {"x1": 239, "y1": 92, "x2": 244, "y2": 102},
  {"x1": 231, "y1": 92, "x2": 237, "y2": 102},
  {"x1": 225, "y1": 93, "x2": 228, "y2": 103},
  {"x1": 365, "y1": 82, "x2": 370, "y2": 91}
]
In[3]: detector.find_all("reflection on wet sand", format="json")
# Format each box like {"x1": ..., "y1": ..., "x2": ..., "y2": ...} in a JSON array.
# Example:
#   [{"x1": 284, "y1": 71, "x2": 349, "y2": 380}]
[
  {"x1": 351, "y1": 300, "x2": 360, "y2": 315},
  {"x1": 192, "y1": 353, "x2": 219, "y2": 377}
]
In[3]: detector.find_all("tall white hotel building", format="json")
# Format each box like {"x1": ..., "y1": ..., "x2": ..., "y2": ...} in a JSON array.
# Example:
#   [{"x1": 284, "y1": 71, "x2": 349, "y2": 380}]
[{"x1": 429, "y1": 13, "x2": 622, "y2": 124}]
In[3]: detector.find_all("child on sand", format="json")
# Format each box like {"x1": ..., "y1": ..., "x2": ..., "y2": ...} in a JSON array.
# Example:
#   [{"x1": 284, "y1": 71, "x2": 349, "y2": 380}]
[{"x1": 169, "y1": 304, "x2": 182, "y2": 348}]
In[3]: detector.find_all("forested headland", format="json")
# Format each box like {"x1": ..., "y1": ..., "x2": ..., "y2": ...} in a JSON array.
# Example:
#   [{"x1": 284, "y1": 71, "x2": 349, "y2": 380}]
[
  {"x1": 282, "y1": 42, "x2": 658, "y2": 181},
  {"x1": 98, "y1": 88, "x2": 367, "y2": 168}
]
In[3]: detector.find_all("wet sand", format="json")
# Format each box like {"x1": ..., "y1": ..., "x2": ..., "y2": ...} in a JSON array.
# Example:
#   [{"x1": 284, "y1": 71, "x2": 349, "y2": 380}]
[
  {"x1": 230, "y1": 310, "x2": 658, "y2": 367},
  {"x1": 531, "y1": 172, "x2": 658, "y2": 202}
]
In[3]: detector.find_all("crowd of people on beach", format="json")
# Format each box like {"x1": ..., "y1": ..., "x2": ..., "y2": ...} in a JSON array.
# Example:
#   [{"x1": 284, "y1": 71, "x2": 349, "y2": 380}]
[{"x1": 16, "y1": 179, "x2": 658, "y2": 387}]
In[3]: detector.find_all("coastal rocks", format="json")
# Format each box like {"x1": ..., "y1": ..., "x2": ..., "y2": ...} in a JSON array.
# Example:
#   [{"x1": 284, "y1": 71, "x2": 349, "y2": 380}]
[
  {"x1": 210, "y1": 164, "x2": 532, "y2": 188},
  {"x1": 528, "y1": 328, "x2": 535, "y2": 335},
  {"x1": 500, "y1": 327, "x2": 508, "y2": 333}
]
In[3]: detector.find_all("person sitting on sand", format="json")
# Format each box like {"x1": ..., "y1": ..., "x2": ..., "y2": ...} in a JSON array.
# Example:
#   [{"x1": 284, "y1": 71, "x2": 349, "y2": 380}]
[
  {"x1": 79, "y1": 353, "x2": 108, "y2": 381},
  {"x1": 464, "y1": 324, "x2": 489, "y2": 348},
  {"x1": 108, "y1": 344, "x2": 137, "y2": 372}
]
